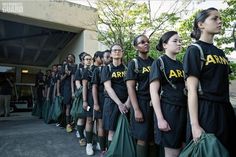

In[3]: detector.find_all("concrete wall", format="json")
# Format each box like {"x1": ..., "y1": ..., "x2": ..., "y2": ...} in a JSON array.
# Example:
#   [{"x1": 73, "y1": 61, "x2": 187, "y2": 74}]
[
  {"x1": 50, "y1": 29, "x2": 98, "y2": 65},
  {"x1": 0, "y1": 0, "x2": 97, "y2": 33}
]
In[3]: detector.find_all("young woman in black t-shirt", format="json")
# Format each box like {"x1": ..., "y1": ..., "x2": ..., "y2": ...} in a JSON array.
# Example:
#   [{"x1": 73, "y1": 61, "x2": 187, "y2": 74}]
[
  {"x1": 150, "y1": 31, "x2": 187, "y2": 157},
  {"x1": 101, "y1": 44, "x2": 129, "y2": 148},
  {"x1": 62, "y1": 54, "x2": 77, "y2": 133},
  {"x1": 91, "y1": 50, "x2": 110, "y2": 155},
  {"x1": 81, "y1": 53, "x2": 100, "y2": 156},
  {"x1": 183, "y1": 8, "x2": 236, "y2": 156},
  {"x1": 125, "y1": 35, "x2": 156, "y2": 157},
  {"x1": 74, "y1": 53, "x2": 90, "y2": 147}
]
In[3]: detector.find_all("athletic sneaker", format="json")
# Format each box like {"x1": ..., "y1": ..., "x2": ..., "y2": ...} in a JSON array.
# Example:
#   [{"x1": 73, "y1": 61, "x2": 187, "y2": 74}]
[
  {"x1": 79, "y1": 138, "x2": 86, "y2": 147},
  {"x1": 86, "y1": 143, "x2": 94, "y2": 156},
  {"x1": 96, "y1": 142, "x2": 101, "y2": 151},
  {"x1": 76, "y1": 131, "x2": 80, "y2": 138},
  {"x1": 66, "y1": 124, "x2": 72, "y2": 133}
]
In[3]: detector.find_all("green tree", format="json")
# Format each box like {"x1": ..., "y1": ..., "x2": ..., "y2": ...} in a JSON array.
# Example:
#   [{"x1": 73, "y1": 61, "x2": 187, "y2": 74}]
[
  {"x1": 97, "y1": 0, "x2": 149, "y2": 62},
  {"x1": 97, "y1": 0, "x2": 191, "y2": 62}
]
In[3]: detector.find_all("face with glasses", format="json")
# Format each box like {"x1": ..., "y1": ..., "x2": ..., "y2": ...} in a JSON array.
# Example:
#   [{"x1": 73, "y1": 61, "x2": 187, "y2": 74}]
[
  {"x1": 83, "y1": 55, "x2": 92, "y2": 66},
  {"x1": 111, "y1": 45, "x2": 123, "y2": 59},
  {"x1": 135, "y1": 36, "x2": 150, "y2": 54}
]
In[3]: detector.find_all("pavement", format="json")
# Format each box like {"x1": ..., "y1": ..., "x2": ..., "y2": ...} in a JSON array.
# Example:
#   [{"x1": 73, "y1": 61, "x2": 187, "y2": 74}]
[
  {"x1": 0, "y1": 112, "x2": 100, "y2": 157},
  {"x1": 0, "y1": 80, "x2": 235, "y2": 157}
]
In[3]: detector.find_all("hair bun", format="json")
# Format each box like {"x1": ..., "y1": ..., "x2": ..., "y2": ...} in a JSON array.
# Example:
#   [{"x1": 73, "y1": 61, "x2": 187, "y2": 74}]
[{"x1": 156, "y1": 42, "x2": 163, "y2": 51}]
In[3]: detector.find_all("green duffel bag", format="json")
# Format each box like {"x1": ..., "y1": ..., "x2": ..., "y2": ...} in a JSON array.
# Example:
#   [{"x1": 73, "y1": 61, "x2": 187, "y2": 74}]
[
  {"x1": 179, "y1": 133, "x2": 229, "y2": 157},
  {"x1": 41, "y1": 99, "x2": 49, "y2": 119},
  {"x1": 44, "y1": 100, "x2": 54, "y2": 124},
  {"x1": 51, "y1": 96, "x2": 63, "y2": 121},
  {"x1": 105, "y1": 114, "x2": 136, "y2": 157},
  {"x1": 70, "y1": 87, "x2": 84, "y2": 121}
]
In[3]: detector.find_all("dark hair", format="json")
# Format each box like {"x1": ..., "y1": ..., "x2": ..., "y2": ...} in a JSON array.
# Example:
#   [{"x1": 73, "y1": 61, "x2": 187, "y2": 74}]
[
  {"x1": 82, "y1": 53, "x2": 92, "y2": 60},
  {"x1": 93, "y1": 51, "x2": 104, "y2": 62},
  {"x1": 133, "y1": 34, "x2": 147, "y2": 46},
  {"x1": 79, "y1": 52, "x2": 87, "y2": 61},
  {"x1": 102, "y1": 50, "x2": 111, "y2": 59},
  {"x1": 67, "y1": 53, "x2": 75, "y2": 62},
  {"x1": 191, "y1": 7, "x2": 218, "y2": 40},
  {"x1": 156, "y1": 31, "x2": 178, "y2": 51},
  {"x1": 110, "y1": 43, "x2": 123, "y2": 52},
  {"x1": 103, "y1": 49, "x2": 111, "y2": 54}
]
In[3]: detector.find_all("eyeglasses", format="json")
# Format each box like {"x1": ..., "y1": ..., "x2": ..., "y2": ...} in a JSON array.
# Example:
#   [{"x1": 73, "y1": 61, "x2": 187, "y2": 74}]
[
  {"x1": 111, "y1": 49, "x2": 123, "y2": 52},
  {"x1": 138, "y1": 40, "x2": 150, "y2": 45}
]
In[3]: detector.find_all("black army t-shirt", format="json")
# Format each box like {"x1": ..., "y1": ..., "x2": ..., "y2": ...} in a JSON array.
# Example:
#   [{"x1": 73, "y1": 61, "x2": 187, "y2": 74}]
[
  {"x1": 75, "y1": 67, "x2": 83, "y2": 81},
  {"x1": 91, "y1": 66, "x2": 104, "y2": 93},
  {"x1": 149, "y1": 55, "x2": 186, "y2": 106},
  {"x1": 101, "y1": 63, "x2": 128, "y2": 102},
  {"x1": 183, "y1": 40, "x2": 230, "y2": 103},
  {"x1": 125, "y1": 56, "x2": 154, "y2": 100},
  {"x1": 81, "y1": 65, "x2": 97, "y2": 92},
  {"x1": 63, "y1": 63, "x2": 77, "y2": 83}
]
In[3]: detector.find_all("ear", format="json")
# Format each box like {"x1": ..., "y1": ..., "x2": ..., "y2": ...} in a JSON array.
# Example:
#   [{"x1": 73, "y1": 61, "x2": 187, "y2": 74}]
[
  {"x1": 198, "y1": 21, "x2": 204, "y2": 29},
  {"x1": 163, "y1": 43, "x2": 167, "y2": 49}
]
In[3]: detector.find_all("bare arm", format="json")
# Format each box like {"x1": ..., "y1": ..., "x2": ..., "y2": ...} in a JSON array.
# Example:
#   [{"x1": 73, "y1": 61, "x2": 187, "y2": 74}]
[
  {"x1": 150, "y1": 80, "x2": 170, "y2": 131},
  {"x1": 75, "y1": 80, "x2": 81, "y2": 89},
  {"x1": 126, "y1": 80, "x2": 143, "y2": 122},
  {"x1": 104, "y1": 80, "x2": 128, "y2": 114},
  {"x1": 71, "y1": 74, "x2": 75, "y2": 97},
  {"x1": 46, "y1": 87, "x2": 50, "y2": 101},
  {"x1": 57, "y1": 80, "x2": 60, "y2": 96},
  {"x1": 92, "y1": 84, "x2": 100, "y2": 111},
  {"x1": 186, "y1": 76, "x2": 204, "y2": 139},
  {"x1": 82, "y1": 79, "x2": 88, "y2": 110}
]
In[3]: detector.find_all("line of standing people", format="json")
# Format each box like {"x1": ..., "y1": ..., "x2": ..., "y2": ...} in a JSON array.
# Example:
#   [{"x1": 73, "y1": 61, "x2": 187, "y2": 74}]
[{"x1": 34, "y1": 7, "x2": 236, "y2": 157}]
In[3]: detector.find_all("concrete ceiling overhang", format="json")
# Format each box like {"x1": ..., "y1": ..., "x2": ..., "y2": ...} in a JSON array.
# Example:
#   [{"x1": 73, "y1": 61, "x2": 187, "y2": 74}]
[
  {"x1": 0, "y1": 1, "x2": 97, "y2": 68},
  {"x1": 0, "y1": 19, "x2": 76, "y2": 67}
]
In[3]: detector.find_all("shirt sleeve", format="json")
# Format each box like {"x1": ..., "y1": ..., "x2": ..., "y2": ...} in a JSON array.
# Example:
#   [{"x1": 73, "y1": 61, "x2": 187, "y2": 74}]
[
  {"x1": 75, "y1": 68, "x2": 82, "y2": 81},
  {"x1": 81, "y1": 68, "x2": 89, "y2": 81},
  {"x1": 183, "y1": 45, "x2": 202, "y2": 79},
  {"x1": 91, "y1": 67, "x2": 99, "y2": 85},
  {"x1": 125, "y1": 60, "x2": 137, "y2": 81},
  {"x1": 101, "y1": 65, "x2": 111, "y2": 83},
  {"x1": 149, "y1": 59, "x2": 162, "y2": 83}
]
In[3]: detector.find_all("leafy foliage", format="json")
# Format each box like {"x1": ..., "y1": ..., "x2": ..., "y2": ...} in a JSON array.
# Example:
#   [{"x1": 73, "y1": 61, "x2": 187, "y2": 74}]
[
  {"x1": 97, "y1": 0, "x2": 236, "y2": 79},
  {"x1": 97, "y1": 0, "x2": 187, "y2": 62}
]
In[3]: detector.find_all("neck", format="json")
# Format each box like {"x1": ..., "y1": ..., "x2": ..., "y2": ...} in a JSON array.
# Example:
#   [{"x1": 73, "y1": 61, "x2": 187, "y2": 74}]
[
  {"x1": 94, "y1": 61, "x2": 99, "y2": 66},
  {"x1": 84, "y1": 65, "x2": 90, "y2": 68},
  {"x1": 139, "y1": 52, "x2": 148, "y2": 59},
  {"x1": 199, "y1": 33, "x2": 214, "y2": 44},
  {"x1": 165, "y1": 52, "x2": 176, "y2": 60},
  {"x1": 113, "y1": 59, "x2": 122, "y2": 66}
]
